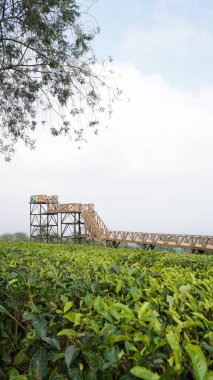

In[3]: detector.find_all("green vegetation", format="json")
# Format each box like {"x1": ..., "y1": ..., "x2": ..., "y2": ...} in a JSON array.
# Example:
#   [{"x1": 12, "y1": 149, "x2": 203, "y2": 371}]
[
  {"x1": 0, "y1": 0, "x2": 120, "y2": 160},
  {"x1": 0, "y1": 232, "x2": 29, "y2": 242},
  {"x1": 0, "y1": 242, "x2": 212, "y2": 379}
]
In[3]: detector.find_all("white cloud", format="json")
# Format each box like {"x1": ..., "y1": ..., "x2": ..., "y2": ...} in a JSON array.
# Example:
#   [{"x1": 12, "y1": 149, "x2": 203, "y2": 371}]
[
  {"x1": 122, "y1": 0, "x2": 212, "y2": 61},
  {"x1": 1, "y1": 62, "x2": 213, "y2": 236},
  {"x1": 124, "y1": 21, "x2": 192, "y2": 57}
]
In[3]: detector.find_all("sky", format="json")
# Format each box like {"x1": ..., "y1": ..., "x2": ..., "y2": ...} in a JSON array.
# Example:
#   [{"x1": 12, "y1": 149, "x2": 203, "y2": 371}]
[{"x1": 1, "y1": 0, "x2": 213, "y2": 236}]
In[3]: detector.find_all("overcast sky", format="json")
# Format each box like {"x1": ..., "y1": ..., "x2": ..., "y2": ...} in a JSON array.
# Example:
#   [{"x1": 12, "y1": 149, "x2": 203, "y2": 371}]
[{"x1": 1, "y1": 0, "x2": 213, "y2": 236}]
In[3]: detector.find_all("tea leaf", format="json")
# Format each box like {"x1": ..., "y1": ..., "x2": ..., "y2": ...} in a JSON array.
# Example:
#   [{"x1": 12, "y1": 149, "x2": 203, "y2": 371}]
[
  {"x1": 0, "y1": 304, "x2": 9, "y2": 314},
  {"x1": 42, "y1": 337, "x2": 60, "y2": 350},
  {"x1": 29, "y1": 348, "x2": 48, "y2": 379},
  {"x1": 65, "y1": 345, "x2": 80, "y2": 367},
  {"x1": 57, "y1": 328, "x2": 76, "y2": 336},
  {"x1": 9, "y1": 369, "x2": 19, "y2": 379},
  {"x1": 13, "y1": 350, "x2": 27, "y2": 365},
  {"x1": 185, "y1": 344, "x2": 208, "y2": 380},
  {"x1": 138, "y1": 302, "x2": 150, "y2": 320},
  {"x1": 64, "y1": 311, "x2": 82, "y2": 325},
  {"x1": 166, "y1": 330, "x2": 181, "y2": 372},
  {"x1": 130, "y1": 366, "x2": 160, "y2": 379},
  {"x1": 64, "y1": 301, "x2": 73, "y2": 313},
  {"x1": 33, "y1": 318, "x2": 47, "y2": 338}
]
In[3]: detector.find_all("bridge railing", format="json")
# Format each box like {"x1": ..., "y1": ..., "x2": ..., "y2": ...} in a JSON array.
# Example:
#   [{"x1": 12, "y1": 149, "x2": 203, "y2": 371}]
[
  {"x1": 102, "y1": 231, "x2": 213, "y2": 251},
  {"x1": 43, "y1": 198, "x2": 213, "y2": 251},
  {"x1": 47, "y1": 203, "x2": 94, "y2": 214}
]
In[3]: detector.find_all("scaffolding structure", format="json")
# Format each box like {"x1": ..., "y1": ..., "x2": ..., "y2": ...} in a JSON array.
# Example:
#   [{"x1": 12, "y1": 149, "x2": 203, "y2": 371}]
[
  {"x1": 30, "y1": 194, "x2": 213, "y2": 253},
  {"x1": 30, "y1": 196, "x2": 58, "y2": 243},
  {"x1": 61, "y1": 212, "x2": 85, "y2": 243},
  {"x1": 30, "y1": 195, "x2": 86, "y2": 243}
]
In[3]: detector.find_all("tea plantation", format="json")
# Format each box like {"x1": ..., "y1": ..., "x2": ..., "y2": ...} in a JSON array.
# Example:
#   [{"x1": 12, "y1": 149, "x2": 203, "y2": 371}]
[{"x1": 0, "y1": 242, "x2": 212, "y2": 379}]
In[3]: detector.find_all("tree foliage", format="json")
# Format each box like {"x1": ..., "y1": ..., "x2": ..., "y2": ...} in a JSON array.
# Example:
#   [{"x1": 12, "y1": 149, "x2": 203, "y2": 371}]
[
  {"x1": 0, "y1": 232, "x2": 29, "y2": 241},
  {"x1": 0, "y1": 0, "x2": 120, "y2": 160}
]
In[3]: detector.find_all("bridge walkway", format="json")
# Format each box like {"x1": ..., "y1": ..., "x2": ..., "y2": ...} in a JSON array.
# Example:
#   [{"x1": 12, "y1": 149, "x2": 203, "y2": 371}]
[{"x1": 46, "y1": 202, "x2": 213, "y2": 252}]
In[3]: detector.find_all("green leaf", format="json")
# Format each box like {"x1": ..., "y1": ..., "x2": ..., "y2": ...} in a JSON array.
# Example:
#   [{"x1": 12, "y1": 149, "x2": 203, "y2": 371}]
[
  {"x1": 8, "y1": 278, "x2": 19, "y2": 286},
  {"x1": 166, "y1": 330, "x2": 181, "y2": 372},
  {"x1": 202, "y1": 342, "x2": 213, "y2": 353},
  {"x1": 116, "y1": 279, "x2": 123, "y2": 293},
  {"x1": 29, "y1": 347, "x2": 48, "y2": 379},
  {"x1": 185, "y1": 344, "x2": 208, "y2": 380},
  {"x1": 119, "y1": 375, "x2": 137, "y2": 380},
  {"x1": 22, "y1": 311, "x2": 34, "y2": 321},
  {"x1": 42, "y1": 336, "x2": 60, "y2": 350},
  {"x1": 93, "y1": 296, "x2": 106, "y2": 312},
  {"x1": 68, "y1": 366, "x2": 82, "y2": 380},
  {"x1": 114, "y1": 302, "x2": 135, "y2": 319},
  {"x1": 65, "y1": 345, "x2": 80, "y2": 367},
  {"x1": 166, "y1": 309, "x2": 182, "y2": 325},
  {"x1": 166, "y1": 295, "x2": 174, "y2": 307},
  {"x1": 52, "y1": 352, "x2": 64, "y2": 363},
  {"x1": 13, "y1": 350, "x2": 27, "y2": 365},
  {"x1": 57, "y1": 328, "x2": 76, "y2": 337},
  {"x1": 129, "y1": 287, "x2": 141, "y2": 301},
  {"x1": 134, "y1": 332, "x2": 144, "y2": 342},
  {"x1": 0, "y1": 304, "x2": 9, "y2": 314},
  {"x1": 64, "y1": 301, "x2": 73, "y2": 313},
  {"x1": 83, "y1": 293, "x2": 93, "y2": 307},
  {"x1": 186, "y1": 293, "x2": 198, "y2": 311},
  {"x1": 108, "y1": 334, "x2": 128, "y2": 345},
  {"x1": 130, "y1": 366, "x2": 160, "y2": 380},
  {"x1": 204, "y1": 332, "x2": 213, "y2": 345},
  {"x1": 125, "y1": 341, "x2": 138, "y2": 353},
  {"x1": 100, "y1": 311, "x2": 114, "y2": 323},
  {"x1": 138, "y1": 302, "x2": 150, "y2": 320},
  {"x1": 104, "y1": 346, "x2": 119, "y2": 364},
  {"x1": 64, "y1": 311, "x2": 82, "y2": 325},
  {"x1": 83, "y1": 347, "x2": 101, "y2": 372},
  {"x1": 9, "y1": 369, "x2": 19, "y2": 379},
  {"x1": 179, "y1": 284, "x2": 191, "y2": 293},
  {"x1": 33, "y1": 318, "x2": 47, "y2": 338}
]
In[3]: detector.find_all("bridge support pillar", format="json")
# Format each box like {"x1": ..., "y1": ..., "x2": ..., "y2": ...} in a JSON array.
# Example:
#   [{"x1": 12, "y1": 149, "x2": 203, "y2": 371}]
[
  {"x1": 61, "y1": 212, "x2": 85, "y2": 243},
  {"x1": 139, "y1": 244, "x2": 156, "y2": 251},
  {"x1": 30, "y1": 202, "x2": 58, "y2": 243},
  {"x1": 191, "y1": 248, "x2": 205, "y2": 254},
  {"x1": 105, "y1": 240, "x2": 120, "y2": 248}
]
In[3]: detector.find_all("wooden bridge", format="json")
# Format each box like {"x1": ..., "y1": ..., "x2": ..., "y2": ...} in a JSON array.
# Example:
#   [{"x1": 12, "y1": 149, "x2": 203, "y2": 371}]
[{"x1": 30, "y1": 195, "x2": 213, "y2": 253}]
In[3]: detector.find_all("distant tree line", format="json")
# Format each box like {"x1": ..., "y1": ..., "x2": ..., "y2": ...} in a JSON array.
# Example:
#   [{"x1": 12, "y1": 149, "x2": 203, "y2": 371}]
[{"x1": 0, "y1": 232, "x2": 29, "y2": 242}]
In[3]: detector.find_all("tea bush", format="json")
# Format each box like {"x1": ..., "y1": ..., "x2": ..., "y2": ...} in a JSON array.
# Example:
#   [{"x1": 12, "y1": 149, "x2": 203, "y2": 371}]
[{"x1": 0, "y1": 242, "x2": 212, "y2": 379}]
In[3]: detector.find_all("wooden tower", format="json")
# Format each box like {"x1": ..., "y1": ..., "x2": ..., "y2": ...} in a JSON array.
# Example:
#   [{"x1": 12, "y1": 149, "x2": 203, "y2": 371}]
[{"x1": 30, "y1": 195, "x2": 59, "y2": 243}]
